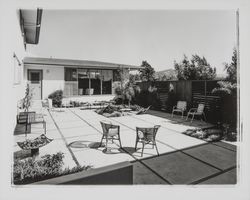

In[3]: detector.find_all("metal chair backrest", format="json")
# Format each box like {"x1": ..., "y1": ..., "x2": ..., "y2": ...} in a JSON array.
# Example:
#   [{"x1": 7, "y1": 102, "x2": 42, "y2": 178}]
[
  {"x1": 177, "y1": 101, "x2": 187, "y2": 111},
  {"x1": 136, "y1": 125, "x2": 160, "y2": 142},
  {"x1": 197, "y1": 104, "x2": 205, "y2": 113}
]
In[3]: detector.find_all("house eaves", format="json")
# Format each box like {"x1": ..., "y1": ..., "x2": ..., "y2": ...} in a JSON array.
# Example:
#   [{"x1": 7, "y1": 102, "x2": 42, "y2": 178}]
[{"x1": 23, "y1": 57, "x2": 143, "y2": 70}]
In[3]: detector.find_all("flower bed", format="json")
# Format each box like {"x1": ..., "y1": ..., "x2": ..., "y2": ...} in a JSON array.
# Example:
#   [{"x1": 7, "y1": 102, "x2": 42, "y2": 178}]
[
  {"x1": 17, "y1": 134, "x2": 53, "y2": 150},
  {"x1": 95, "y1": 104, "x2": 143, "y2": 118},
  {"x1": 182, "y1": 128, "x2": 223, "y2": 142},
  {"x1": 13, "y1": 152, "x2": 92, "y2": 184}
]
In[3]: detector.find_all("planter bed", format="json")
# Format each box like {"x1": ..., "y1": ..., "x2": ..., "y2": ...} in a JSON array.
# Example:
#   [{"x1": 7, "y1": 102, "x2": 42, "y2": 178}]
[{"x1": 95, "y1": 104, "x2": 144, "y2": 118}]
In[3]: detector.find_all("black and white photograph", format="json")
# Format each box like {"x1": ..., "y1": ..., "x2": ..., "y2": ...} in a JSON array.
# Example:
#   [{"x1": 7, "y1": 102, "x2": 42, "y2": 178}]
[{"x1": 0, "y1": 0, "x2": 250, "y2": 200}]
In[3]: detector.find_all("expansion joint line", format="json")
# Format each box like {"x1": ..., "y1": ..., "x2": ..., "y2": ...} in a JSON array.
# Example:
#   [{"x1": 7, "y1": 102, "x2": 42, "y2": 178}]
[
  {"x1": 47, "y1": 110, "x2": 81, "y2": 168},
  {"x1": 131, "y1": 115, "x2": 237, "y2": 153},
  {"x1": 69, "y1": 108, "x2": 172, "y2": 184}
]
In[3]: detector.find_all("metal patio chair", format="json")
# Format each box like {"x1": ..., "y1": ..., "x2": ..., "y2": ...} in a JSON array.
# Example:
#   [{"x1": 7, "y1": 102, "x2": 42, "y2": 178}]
[
  {"x1": 99, "y1": 121, "x2": 122, "y2": 150},
  {"x1": 172, "y1": 101, "x2": 187, "y2": 118},
  {"x1": 186, "y1": 103, "x2": 206, "y2": 123},
  {"x1": 135, "y1": 125, "x2": 161, "y2": 157}
]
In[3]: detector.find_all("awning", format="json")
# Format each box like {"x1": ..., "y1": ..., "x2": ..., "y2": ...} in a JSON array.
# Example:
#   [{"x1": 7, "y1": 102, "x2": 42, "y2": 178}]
[{"x1": 19, "y1": 8, "x2": 43, "y2": 49}]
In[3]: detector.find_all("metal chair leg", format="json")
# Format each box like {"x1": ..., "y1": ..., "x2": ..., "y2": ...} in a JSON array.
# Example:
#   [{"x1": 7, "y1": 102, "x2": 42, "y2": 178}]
[
  {"x1": 99, "y1": 135, "x2": 104, "y2": 147},
  {"x1": 141, "y1": 142, "x2": 145, "y2": 157},
  {"x1": 44, "y1": 122, "x2": 46, "y2": 135},
  {"x1": 203, "y1": 113, "x2": 206, "y2": 121},
  {"x1": 155, "y1": 142, "x2": 159, "y2": 156},
  {"x1": 118, "y1": 135, "x2": 122, "y2": 148},
  {"x1": 135, "y1": 138, "x2": 138, "y2": 150},
  {"x1": 105, "y1": 137, "x2": 108, "y2": 149},
  {"x1": 191, "y1": 114, "x2": 195, "y2": 123}
]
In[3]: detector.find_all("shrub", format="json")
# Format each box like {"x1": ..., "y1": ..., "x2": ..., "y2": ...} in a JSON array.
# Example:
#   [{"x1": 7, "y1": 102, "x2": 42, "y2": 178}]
[
  {"x1": 212, "y1": 81, "x2": 237, "y2": 130},
  {"x1": 13, "y1": 152, "x2": 92, "y2": 184},
  {"x1": 114, "y1": 82, "x2": 141, "y2": 106},
  {"x1": 135, "y1": 90, "x2": 149, "y2": 107},
  {"x1": 165, "y1": 90, "x2": 177, "y2": 113},
  {"x1": 48, "y1": 90, "x2": 63, "y2": 107}
]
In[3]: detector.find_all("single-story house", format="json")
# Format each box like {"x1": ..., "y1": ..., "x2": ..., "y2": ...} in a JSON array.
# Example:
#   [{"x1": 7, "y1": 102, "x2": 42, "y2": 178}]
[{"x1": 23, "y1": 57, "x2": 141, "y2": 100}]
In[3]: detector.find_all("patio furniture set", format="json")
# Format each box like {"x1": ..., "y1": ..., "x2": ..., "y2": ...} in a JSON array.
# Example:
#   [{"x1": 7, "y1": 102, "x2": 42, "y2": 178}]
[
  {"x1": 172, "y1": 101, "x2": 206, "y2": 122},
  {"x1": 100, "y1": 121, "x2": 161, "y2": 157},
  {"x1": 15, "y1": 98, "x2": 205, "y2": 158}
]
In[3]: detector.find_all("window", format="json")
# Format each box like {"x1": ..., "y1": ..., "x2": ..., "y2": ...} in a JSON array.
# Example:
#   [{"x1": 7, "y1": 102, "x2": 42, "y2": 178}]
[
  {"x1": 65, "y1": 68, "x2": 77, "y2": 81},
  {"x1": 30, "y1": 72, "x2": 40, "y2": 83}
]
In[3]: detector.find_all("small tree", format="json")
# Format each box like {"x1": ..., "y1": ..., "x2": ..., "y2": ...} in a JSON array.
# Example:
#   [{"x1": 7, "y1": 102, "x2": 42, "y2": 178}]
[
  {"x1": 174, "y1": 54, "x2": 216, "y2": 80},
  {"x1": 114, "y1": 68, "x2": 140, "y2": 106},
  {"x1": 224, "y1": 48, "x2": 237, "y2": 83},
  {"x1": 139, "y1": 61, "x2": 155, "y2": 82},
  {"x1": 22, "y1": 84, "x2": 32, "y2": 112}
]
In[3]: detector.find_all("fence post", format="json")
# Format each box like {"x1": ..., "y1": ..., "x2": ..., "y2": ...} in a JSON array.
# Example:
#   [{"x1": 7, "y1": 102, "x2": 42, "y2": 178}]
[{"x1": 204, "y1": 80, "x2": 207, "y2": 107}]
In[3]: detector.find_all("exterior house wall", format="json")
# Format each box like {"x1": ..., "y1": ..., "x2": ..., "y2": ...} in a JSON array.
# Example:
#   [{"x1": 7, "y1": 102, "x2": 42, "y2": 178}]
[
  {"x1": 24, "y1": 65, "x2": 65, "y2": 99},
  {"x1": 24, "y1": 66, "x2": 128, "y2": 98},
  {"x1": 0, "y1": 8, "x2": 26, "y2": 134}
]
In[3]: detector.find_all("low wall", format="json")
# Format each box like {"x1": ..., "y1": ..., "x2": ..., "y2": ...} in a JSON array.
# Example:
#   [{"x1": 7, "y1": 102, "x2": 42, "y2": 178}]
[{"x1": 32, "y1": 161, "x2": 133, "y2": 185}]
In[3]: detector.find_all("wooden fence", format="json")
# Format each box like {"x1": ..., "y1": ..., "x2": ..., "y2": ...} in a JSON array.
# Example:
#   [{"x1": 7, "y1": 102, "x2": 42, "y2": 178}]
[{"x1": 136, "y1": 80, "x2": 222, "y2": 122}]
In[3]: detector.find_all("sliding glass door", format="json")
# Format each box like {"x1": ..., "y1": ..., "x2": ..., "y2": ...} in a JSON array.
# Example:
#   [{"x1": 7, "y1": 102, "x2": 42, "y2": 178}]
[{"x1": 64, "y1": 67, "x2": 113, "y2": 96}]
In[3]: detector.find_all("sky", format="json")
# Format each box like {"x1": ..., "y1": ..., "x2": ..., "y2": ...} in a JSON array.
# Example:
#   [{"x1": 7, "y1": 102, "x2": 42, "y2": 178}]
[{"x1": 27, "y1": 10, "x2": 237, "y2": 75}]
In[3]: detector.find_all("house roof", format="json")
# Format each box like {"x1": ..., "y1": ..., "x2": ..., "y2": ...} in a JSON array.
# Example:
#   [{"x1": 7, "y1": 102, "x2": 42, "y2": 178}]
[
  {"x1": 23, "y1": 57, "x2": 142, "y2": 70},
  {"x1": 19, "y1": 9, "x2": 43, "y2": 49}
]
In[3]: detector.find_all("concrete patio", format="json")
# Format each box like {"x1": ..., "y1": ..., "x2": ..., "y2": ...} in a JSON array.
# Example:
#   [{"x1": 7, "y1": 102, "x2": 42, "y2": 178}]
[{"x1": 13, "y1": 102, "x2": 237, "y2": 184}]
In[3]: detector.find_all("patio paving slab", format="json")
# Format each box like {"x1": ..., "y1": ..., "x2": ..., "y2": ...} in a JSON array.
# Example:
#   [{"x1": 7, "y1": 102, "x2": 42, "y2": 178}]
[
  {"x1": 147, "y1": 110, "x2": 214, "y2": 129},
  {"x1": 73, "y1": 148, "x2": 135, "y2": 169},
  {"x1": 132, "y1": 161, "x2": 169, "y2": 184},
  {"x1": 142, "y1": 151, "x2": 220, "y2": 184},
  {"x1": 133, "y1": 114, "x2": 198, "y2": 133},
  {"x1": 119, "y1": 129, "x2": 175, "y2": 159},
  {"x1": 157, "y1": 131, "x2": 206, "y2": 150},
  {"x1": 183, "y1": 143, "x2": 237, "y2": 170},
  {"x1": 198, "y1": 168, "x2": 237, "y2": 184},
  {"x1": 60, "y1": 126, "x2": 99, "y2": 137},
  {"x1": 212, "y1": 141, "x2": 237, "y2": 152}
]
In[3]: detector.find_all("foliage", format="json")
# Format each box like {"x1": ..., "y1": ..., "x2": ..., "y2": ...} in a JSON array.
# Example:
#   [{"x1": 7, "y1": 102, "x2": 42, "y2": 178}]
[
  {"x1": 211, "y1": 49, "x2": 238, "y2": 131},
  {"x1": 115, "y1": 67, "x2": 129, "y2": 88},
  {"x1": 212, "y1": 82, "x2": 237, "y2": 130},
  {"x1": 134, "y1": 84, "x2": 161, "y2": 110},
  {"x1": 48, "y1": 90, "x2": 63, "y2": 107},
  {"x1": 139, "y1": 61, "x2": 156, "y2": 82},
  {"x1": 155, "y1": 69, "x2": 177, "y2": 81},
  {"x1": 174, "y1": 54, "x2": 216, "y2": 80},
  {"x1": 114, "y1": 72, "x2": 141, "y2": 106},
  {"x1": 224, "y1": 48, "x2": 237, "y2": 83},
  {"x1": 165, "y1": 89, "x2": 177, "y2": 113},
  {"x1": 129, "y1": 73, "x2": 141, "y2": 82},
  {"x1": 212, "y1": 81, "x2": 237, "y2": 96},
  {"x1": 13, "y1": 152, "x2": 92, "y2": 184},
  {"x1": 148, "y1": 86, "x2": 161, "y2": 110},
  {"x1": 22, "y1": 84, "x2": 32, "y2": 112},
  {"x1": 183, "y1": 128, "x2": 222, "y2": 142},
  {"x1": 114, "y1": 82, "x2": 141, "y2": 106}
]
